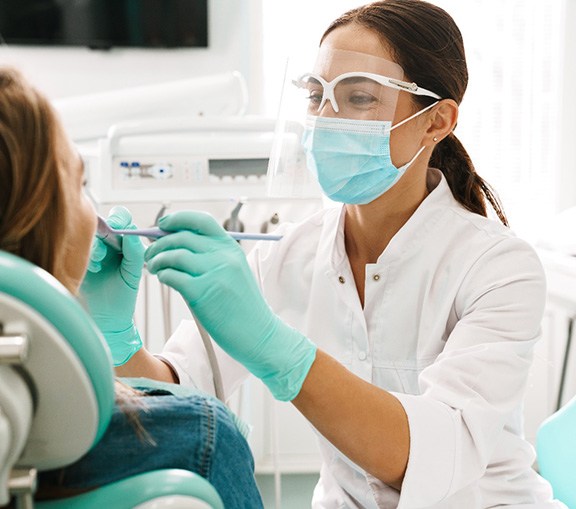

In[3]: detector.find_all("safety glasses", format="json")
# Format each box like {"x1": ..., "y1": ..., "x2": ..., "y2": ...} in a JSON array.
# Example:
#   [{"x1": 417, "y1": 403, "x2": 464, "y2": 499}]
[{"x1": 293, "y1": 71, "x2": 441, "y2": 118}]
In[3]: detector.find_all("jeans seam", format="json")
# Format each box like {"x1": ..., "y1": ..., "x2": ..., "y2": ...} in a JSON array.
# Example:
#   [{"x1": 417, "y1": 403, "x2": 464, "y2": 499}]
[{"x1": 198, "y1": 397, "x2": 216, "y2": 479}]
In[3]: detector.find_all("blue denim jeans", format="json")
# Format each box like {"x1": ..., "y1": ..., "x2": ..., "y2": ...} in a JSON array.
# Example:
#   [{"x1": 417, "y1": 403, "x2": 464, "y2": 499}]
[{"x1": 38, "y1": 379, "x2": 263, "y2": 508}]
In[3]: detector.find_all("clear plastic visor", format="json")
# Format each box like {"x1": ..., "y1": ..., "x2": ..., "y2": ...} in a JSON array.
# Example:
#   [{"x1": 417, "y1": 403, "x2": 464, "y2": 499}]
[{"x1": 267, "y1": 49, "x2": 412, "y2": 198}]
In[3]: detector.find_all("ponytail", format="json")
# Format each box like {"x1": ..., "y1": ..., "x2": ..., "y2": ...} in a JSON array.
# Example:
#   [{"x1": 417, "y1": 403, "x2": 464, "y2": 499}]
[{"x1": 431, "y1": 133, "x2": 508, "y2": 227}]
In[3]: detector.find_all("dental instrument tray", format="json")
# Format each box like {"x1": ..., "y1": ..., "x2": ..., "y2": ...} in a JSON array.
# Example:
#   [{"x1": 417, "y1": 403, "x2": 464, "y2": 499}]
[{"x1": 82, "y1": 116, "x2": 304, "y2": 204}]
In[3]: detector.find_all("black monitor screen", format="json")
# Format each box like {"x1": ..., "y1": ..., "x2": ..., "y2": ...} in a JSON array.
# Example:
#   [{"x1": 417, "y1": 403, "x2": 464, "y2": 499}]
[{"x1": 0, "y1": 0, "x2": 208, "y2": 49}]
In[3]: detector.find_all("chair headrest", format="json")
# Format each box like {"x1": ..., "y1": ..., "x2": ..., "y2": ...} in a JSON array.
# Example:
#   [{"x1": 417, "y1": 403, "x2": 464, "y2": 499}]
[{"x1": 0, "y1": 250, "x2": 115, "y2": 469}]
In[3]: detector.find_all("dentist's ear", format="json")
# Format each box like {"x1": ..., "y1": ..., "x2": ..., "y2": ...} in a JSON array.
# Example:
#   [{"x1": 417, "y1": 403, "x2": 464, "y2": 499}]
[{"x1": 425, "y1": 99, "x2": 458, "y2": 146}]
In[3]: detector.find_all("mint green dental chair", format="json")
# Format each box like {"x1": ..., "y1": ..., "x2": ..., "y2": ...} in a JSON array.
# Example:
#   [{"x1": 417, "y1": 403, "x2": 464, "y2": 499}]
[
  {"x1": 537, "y1": 396, "x2": 576, "y2": 508},
  {"x1": 0, "y1": 250, "x2": 224, "y2": 509}
]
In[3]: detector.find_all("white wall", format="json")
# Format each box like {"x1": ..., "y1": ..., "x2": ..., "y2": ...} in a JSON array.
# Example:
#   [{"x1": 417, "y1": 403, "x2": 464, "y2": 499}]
[
  {"x1": 261, "y1": 0, "x2": 366, "y2": 116},
  {"x1": 0, "y1": 0, "x2": 264, "y2": 113},
  {"x1": 557, "y1": 0, "x2": 576, "y2": 213}
]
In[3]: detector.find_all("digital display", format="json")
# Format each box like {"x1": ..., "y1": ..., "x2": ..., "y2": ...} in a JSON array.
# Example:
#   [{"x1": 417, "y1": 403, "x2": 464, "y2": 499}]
[{"x1": 0, "y1": 0, "x2": 208, "y2": 49}]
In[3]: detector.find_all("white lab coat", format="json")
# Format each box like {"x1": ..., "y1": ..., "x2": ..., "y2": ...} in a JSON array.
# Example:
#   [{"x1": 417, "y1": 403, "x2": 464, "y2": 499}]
[{"x1": 159, "y1": 169, "x2": 565, "y2": 508}]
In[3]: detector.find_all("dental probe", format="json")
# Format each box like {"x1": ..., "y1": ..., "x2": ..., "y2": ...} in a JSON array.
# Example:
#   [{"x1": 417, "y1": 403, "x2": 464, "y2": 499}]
[{"x1": 96, "y1": 215, "x2": 283, "y2": 247}]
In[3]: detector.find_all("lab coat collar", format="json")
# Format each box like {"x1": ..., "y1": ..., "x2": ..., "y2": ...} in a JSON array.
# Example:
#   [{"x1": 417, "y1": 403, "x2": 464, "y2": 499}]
[{"x1": 328, "y1": 168, "x2": 457, "y2": 272}]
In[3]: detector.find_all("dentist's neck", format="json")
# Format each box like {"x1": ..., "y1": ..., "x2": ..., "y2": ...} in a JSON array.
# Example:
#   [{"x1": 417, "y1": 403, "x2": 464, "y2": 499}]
[{"x1": 343, "y1": 165, "x2": 429, "y2": 264}]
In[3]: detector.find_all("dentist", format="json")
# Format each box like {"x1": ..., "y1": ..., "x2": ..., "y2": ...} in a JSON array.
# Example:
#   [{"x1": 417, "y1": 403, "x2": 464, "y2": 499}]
[{"x1": 89, "y1": 1, "x2": 565, "y2": 507}]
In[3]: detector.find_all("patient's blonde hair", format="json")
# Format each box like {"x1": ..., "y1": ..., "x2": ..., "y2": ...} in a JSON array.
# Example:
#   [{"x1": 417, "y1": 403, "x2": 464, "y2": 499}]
[{"x1": 0, "y1": 67, "x2": 67, "y2": 276}]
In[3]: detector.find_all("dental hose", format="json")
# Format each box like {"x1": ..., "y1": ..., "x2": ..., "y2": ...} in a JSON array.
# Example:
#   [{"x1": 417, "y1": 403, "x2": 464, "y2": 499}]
[
  {"x1": 149, "y1": 267, "x2": 226, "y2": 402},
  {"x1": 187, "y1": 304, "x2": 226, "y2": 402}
]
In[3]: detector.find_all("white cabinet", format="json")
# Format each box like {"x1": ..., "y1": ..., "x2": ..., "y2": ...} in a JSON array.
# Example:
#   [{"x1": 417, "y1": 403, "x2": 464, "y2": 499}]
[{"x1": 524, "y1": 250, "x2": 576, "y2": 445}]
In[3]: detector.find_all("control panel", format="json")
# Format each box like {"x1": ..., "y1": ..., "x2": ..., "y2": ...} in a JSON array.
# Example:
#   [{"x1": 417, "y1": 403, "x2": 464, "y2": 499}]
[
  {"x1": 84, "y1": 116, "x2": 306, "y2": 203},
  {"x1": 112, "y1": 156, "x2": 269, "y2": 190}
]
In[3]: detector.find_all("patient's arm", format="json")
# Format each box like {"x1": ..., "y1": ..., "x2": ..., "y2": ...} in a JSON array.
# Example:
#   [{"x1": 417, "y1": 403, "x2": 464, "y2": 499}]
[{"x1": 114, "y1": 348, "x2": 178, "y2": 383}]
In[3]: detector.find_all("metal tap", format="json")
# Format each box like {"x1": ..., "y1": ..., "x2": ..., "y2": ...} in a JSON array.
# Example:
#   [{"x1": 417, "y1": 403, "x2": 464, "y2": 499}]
[{"x1": 223, "y1": 198, "x2": 245, "y2": 233}]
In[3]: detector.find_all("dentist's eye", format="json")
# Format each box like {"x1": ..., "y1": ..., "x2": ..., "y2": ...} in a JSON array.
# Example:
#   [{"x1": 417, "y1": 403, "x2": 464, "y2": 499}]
[
  {"x1": 306, "y1": 91, "x2": 323, "y2": 105},
  {"x1": 348, "y1": 92, "x2": 377, "y2": 106}
]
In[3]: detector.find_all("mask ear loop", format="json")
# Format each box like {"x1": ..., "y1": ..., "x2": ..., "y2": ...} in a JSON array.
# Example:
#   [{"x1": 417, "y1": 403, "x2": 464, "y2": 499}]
[
  {"x1": 397, "y1": 145, "x2": 427, "y2": 173},
  {"x1": 390, "y1": 100, "x2": 439, "y2": 131},
  {"x1": 390, "y1": 101, "x2": 440, "y2": 172}
]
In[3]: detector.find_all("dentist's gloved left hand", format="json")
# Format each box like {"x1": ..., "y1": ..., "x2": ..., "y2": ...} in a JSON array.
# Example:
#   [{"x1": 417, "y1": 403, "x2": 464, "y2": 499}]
[
  {"x1": 81, "y1": 206, "x2": 145, "y2": 366},
  {"x1": 145, "y1": 211, "x2": 317, "y2": 401}
]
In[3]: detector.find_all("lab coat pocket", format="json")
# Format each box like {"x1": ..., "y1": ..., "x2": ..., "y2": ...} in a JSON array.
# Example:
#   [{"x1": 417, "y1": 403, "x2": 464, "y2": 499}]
[
  {"x1": 371, "y1": 363, "x2": 406, "y2": 394},
  {"x1": 394, "y1": 356, "x2": 437, "y2": 395}
]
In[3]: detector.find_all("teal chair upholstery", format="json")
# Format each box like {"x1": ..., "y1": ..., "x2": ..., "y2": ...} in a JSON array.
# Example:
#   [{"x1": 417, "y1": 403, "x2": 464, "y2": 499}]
[
  {"x1": 0, "y1": 250, "x2": 223, "y2": 509},
  {"x1": 537, "y1": 395, "x2": 576, "y2": 508}
]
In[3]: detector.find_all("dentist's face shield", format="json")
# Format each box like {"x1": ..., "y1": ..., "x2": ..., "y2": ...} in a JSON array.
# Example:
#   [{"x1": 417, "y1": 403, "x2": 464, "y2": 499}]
[{"x1": 266, "y1": 48, "x2": 440, "y2": 198}]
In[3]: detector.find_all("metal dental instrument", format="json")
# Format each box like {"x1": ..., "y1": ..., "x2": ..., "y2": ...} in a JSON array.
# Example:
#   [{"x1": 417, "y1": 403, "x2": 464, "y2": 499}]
[{"x1": 96, "y1": 215, "x2": 283, "y2": 247}]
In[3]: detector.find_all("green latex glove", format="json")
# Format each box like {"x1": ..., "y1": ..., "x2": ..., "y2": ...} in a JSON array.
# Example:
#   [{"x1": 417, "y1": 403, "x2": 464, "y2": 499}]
[
  {"x1": 81, "y1": 206, "x2": 144, "y2": 366},
  {"x1": 144, "y1": 211, "x2": 317, "y2": 401}
]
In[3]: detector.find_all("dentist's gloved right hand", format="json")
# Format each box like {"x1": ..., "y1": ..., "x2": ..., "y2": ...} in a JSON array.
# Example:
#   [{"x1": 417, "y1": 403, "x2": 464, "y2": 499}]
[
  {"x1": 81, "y1": 206, "x2": 144, "y2": 366},
  {"x1": 144, "y1": 211, "x2": 317, "y2": 401}
]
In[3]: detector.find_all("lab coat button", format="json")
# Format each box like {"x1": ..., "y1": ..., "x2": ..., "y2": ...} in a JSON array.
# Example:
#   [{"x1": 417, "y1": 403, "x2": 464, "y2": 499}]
[
  {"x1": 358, "y1": 351, "x2": 367, "y2": 361},
  {"x1": 338, "y1": 276, "x2": 345, "y2": 284},
  {"x1": 373, "y1": 274, "x2": 380, "y2": 281}
]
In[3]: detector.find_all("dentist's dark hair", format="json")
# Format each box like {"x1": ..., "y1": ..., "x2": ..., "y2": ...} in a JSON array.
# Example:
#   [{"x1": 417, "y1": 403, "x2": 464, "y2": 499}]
[{"x1": 322, "y1": 0, "x2": 508, "y2": 226}]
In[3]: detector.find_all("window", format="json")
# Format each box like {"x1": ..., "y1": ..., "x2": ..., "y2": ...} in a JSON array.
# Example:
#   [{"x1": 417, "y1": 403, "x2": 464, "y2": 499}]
[{"x1": 432, "y1": 0, "x2": 565, "y2": 239}]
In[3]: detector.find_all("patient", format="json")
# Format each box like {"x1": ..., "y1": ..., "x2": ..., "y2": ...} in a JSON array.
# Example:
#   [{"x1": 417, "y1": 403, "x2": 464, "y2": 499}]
[{"x1": 0, "y1": 67, "x2": 263, "y2": 508}]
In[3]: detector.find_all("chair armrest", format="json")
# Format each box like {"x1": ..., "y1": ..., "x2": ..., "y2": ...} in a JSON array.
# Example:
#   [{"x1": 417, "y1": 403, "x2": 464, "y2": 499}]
[{"x1": 35, "y1": 469, "x2": 224, "y2": 509}]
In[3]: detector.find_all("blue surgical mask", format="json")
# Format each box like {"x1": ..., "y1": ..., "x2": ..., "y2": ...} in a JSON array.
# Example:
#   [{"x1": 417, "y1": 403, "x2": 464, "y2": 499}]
[{"x1": 302, "y1": 102, "x2": 437, "y2": 204}]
